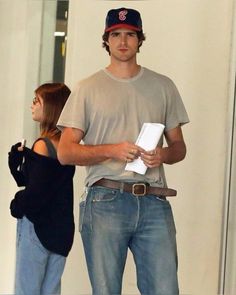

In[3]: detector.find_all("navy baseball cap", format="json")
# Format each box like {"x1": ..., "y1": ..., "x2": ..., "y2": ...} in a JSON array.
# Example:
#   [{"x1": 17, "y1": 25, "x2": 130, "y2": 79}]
[{"x1": 105, "y1": 8, "x2": 142, "y2": 32}]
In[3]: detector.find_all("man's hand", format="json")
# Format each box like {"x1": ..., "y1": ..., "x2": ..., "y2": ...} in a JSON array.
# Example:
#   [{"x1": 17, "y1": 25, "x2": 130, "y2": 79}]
[
  {"x1": 140, "y1": 126, "x2": 187, "y2": 168},
  {"x1": 140, "y1": 147, "x2": 165, "y2": 168},
  {"x1": 110, "y1": 141, "x2": 145, "y2": 163}
]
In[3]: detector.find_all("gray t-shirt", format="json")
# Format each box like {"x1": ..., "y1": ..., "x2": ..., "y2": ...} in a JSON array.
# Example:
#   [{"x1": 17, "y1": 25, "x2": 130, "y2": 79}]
[{"x1": 57, "y1": 67, "x2": 189, "y2": 187}]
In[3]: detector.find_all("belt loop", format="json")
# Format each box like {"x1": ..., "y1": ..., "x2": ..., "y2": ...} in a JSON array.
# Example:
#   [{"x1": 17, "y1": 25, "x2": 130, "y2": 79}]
[{"x1": 119, "y1": 182, "x2": 124, "y2": 193}]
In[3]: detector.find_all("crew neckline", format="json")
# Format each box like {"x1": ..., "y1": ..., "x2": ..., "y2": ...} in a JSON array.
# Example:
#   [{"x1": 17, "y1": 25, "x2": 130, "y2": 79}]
[{"x1": 103, "y1": 67, "x2": 144, "y2": 82}]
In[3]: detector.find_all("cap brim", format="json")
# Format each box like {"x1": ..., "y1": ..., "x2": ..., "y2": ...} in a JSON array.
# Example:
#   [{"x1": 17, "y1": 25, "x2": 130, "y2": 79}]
[{"x1": 105, "y1": 24, "x2": 141, "y2": 32}]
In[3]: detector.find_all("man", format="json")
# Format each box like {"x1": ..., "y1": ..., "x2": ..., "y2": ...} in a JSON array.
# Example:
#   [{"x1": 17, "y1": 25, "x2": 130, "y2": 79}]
[{"x1": 57, "y1": 7, "x2": 189, "y2": 295}]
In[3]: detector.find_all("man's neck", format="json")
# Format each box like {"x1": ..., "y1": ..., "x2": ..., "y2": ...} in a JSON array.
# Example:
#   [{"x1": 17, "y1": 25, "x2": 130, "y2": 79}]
[{"x1": 106, "y1": 62, "x2": 141, "y2": 79}]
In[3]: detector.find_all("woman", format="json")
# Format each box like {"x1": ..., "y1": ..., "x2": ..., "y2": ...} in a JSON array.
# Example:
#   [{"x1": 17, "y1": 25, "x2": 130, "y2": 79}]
[{"x1": 8, "y1": 83, "x2": 75, "y2": 295}]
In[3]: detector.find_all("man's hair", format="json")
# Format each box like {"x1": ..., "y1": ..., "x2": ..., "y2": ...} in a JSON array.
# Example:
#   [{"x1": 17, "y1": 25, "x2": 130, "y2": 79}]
[
  {"x1": 102, "y1": 31, "x2": 146, "y2": 55},
  {"x1": 35, "y1": 83, "x2": 71, "y2": 139}
]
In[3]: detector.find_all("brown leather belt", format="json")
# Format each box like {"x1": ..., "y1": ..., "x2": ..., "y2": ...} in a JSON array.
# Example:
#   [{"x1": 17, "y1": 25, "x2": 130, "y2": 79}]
[{"x1": 92, "y1": 178, "x2": 177, "y2": 197}]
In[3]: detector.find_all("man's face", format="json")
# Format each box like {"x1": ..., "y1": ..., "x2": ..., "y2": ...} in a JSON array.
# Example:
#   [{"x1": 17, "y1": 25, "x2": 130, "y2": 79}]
[{"x1": 106, "y1": 28, "x2": 139, "y2": 62}]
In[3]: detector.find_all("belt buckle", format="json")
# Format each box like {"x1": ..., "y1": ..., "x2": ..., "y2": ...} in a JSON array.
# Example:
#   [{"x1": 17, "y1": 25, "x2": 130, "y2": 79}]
[{"x1": 132, "y1": 183, "x2": 147, "y2": 197}]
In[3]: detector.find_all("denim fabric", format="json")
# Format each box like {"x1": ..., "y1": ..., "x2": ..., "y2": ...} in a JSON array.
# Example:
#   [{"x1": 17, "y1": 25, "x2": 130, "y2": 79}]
[
  {"x1": 80, "y1": 186, "x2": 179, "y2": 295},
  {"x1": 15, "y1": 216, "x2": 66, "y2": 295}
]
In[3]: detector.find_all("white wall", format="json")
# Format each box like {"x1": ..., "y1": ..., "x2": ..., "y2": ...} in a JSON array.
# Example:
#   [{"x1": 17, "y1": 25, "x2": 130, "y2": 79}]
[
  {"x1": 0, "y1": 0, "x2": 234, "y2": 294},
  {"x1": 0, "y1": 1, "x2": 40, "y2": 292},
  {"x1": 0, "y1": 0, "x2": 56, "y2": 293},
  {"x1": 63, "y1": 0, "x2": 234, "y2": 294}
]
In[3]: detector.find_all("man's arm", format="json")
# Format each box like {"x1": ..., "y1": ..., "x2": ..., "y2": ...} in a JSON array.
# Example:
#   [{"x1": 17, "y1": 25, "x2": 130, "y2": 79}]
[
  {"x1": 140, "y1": 126, "x2": 186, "y2": 168},
  {"x1": 57, "y1": 127, "x2": 145, "y2": 166}
]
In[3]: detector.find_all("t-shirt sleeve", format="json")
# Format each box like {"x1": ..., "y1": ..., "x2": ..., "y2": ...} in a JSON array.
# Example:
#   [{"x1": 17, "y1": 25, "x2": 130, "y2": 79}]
[
  {"x1": 57, "y1": 82, "x2": 87, "y2": 133},
  {"x1": 164, "y1": 78, "x2": 189, "y2": 131}
]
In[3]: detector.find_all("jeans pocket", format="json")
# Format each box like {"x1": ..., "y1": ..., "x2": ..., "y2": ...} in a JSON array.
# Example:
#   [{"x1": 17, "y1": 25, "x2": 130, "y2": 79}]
[
  {"x1": 28, "y1": 219, "x2": 48, "y2": 254},
  {"x1": 92, "y1": 187, "x2": 118, "y2": 202}
]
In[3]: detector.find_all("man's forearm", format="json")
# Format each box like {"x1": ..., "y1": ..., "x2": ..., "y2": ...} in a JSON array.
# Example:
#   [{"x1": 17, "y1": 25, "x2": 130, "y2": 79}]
[
  {"x1": 58, "y1": 143, "x2": 113, "y2": 166},
  {"x1": 162, "y1": 141, "x2": 186, "y2": 165}
]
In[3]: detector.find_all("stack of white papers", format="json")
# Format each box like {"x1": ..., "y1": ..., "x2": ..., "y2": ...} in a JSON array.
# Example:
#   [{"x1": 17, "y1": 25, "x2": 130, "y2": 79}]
[{"x1": 125, "y1": 123, "x2": 165, "y2": 175}]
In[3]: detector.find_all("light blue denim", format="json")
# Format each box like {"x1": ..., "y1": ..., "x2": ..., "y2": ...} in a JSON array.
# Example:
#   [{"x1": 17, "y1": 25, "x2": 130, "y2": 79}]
[
  {"x1": 15, "y1": 216, "x2": 66, "y2": 295},
  {"x1": 80, "y1": 186, "x2": 179, "y2": 295}
]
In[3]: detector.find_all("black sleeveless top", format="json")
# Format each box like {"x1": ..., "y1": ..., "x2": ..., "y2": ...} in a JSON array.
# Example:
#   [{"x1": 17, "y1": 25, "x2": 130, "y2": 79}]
[{"x1": 10, "y1": 137, "x2": 75, "y2": 256}]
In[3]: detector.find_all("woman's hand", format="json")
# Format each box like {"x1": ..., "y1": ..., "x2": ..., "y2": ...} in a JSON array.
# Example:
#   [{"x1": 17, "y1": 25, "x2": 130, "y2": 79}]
[{"x1": 8, "y1": 142, "x2": 25, "y2": 172}]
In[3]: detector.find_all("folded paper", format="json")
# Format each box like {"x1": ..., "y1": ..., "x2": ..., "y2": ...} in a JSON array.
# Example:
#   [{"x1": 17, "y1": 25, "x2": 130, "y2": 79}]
[{"x1": 125, "y1": 123, "x2": 165, "y2": 175}]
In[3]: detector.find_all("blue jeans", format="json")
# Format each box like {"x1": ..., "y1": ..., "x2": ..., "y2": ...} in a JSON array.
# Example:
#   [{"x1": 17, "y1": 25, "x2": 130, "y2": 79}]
[
  {"x1": 15, "y1": 216, "x2": 66, "y2": 295},
  {"x1": 80, "y1": 186, "x2": 179, "y2": 295}
]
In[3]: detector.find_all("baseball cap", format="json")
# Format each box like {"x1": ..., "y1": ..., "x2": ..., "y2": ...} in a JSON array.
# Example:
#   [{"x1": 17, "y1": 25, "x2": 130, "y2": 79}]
[{"x1": 105, "y1": 8, "x2": 142, "y2": 32}]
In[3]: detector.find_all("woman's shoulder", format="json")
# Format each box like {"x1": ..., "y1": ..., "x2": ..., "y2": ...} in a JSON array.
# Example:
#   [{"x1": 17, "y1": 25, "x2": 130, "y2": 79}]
[
  {"x1": 33, "y1": 139, "x2": 49, "y2": 157},
  {"x1": 32, "y1": 137, "x2": 58, "y2": 159}
]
